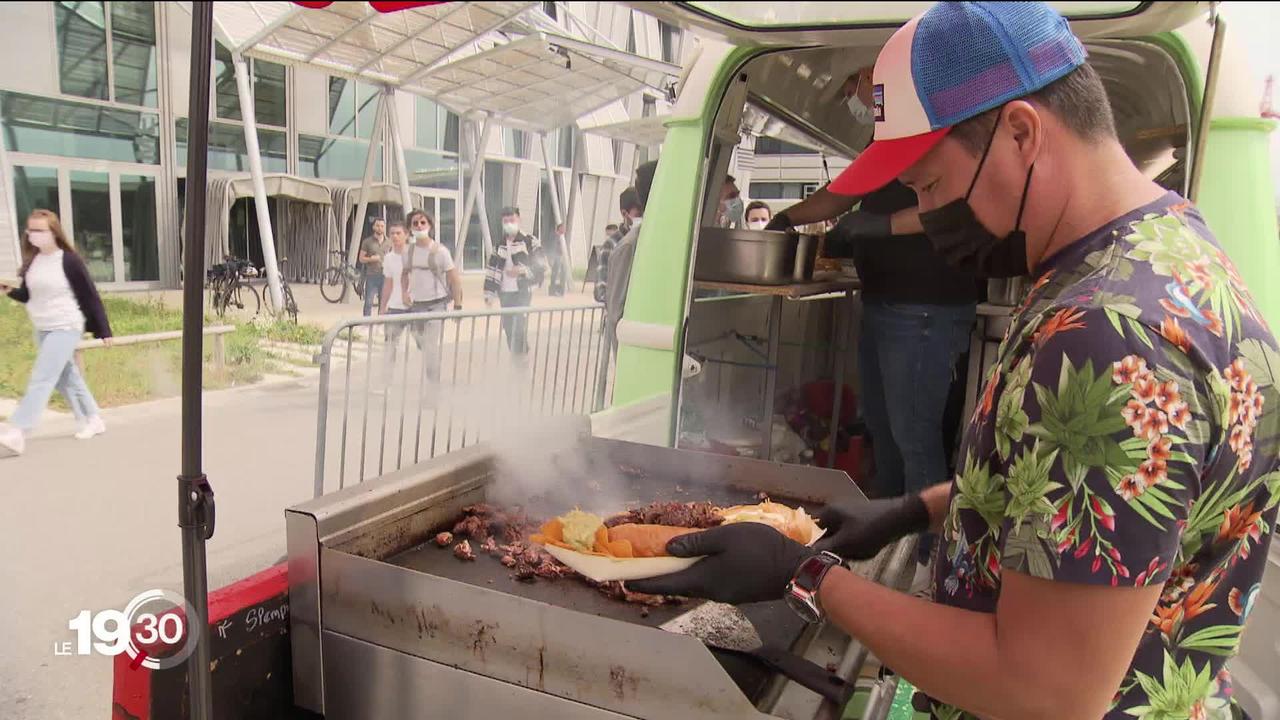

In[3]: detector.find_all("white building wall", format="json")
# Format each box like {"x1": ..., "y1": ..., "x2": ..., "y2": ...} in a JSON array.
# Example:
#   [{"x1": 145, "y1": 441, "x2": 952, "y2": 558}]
[{"x1": 0, "y1": 3, "x2": 59, "y2": 96}]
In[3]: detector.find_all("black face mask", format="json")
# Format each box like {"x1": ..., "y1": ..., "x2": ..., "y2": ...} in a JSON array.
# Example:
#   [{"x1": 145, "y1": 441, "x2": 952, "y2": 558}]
[{"x1": 919, "y1": 114, "x2": 1034, "y2": 279}]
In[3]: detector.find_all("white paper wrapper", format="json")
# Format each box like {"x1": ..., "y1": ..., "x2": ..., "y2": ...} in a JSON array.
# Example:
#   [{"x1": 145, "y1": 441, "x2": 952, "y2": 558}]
[{"x1": 543, "y1": 545, "x2": 702, "y2": 582}]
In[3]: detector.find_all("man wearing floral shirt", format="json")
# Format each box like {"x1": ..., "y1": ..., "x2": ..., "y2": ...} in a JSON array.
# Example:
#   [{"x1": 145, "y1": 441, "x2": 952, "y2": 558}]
[{"x1": 630, "y1": 3, "x2": 1279, "y2": 718}]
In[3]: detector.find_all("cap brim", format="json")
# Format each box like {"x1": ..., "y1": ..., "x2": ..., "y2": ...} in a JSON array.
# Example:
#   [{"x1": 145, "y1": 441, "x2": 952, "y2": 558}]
[{"x1": 828, "y1": 127, "x2": 951, "y2": 197}]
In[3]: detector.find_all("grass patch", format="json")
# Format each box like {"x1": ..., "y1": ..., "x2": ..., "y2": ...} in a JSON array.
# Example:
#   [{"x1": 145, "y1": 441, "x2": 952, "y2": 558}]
[{"x1": 0, "y1": 294, "x2": 317, "y2": 412}]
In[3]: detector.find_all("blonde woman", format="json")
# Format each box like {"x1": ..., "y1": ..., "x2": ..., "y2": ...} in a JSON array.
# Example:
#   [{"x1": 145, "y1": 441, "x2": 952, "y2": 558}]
[{"x1": 0, "y1": 209, "x2": 112, "y2": 457}]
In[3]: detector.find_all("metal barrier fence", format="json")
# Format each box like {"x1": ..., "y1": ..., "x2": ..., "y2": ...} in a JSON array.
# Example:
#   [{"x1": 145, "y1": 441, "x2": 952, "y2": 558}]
[{"x1": 313, "y1": 304, "x2": 611, "y2": 496}]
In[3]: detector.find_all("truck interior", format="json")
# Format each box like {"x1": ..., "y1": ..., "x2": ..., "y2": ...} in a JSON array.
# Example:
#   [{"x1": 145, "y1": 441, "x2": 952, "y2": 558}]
[{"x1": 674, "y1": 35, "x2": 1195, "y2": 470}]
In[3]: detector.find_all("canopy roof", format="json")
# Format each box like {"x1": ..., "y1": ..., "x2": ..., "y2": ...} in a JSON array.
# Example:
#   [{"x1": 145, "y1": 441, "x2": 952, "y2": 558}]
[
  {"x1": 419, "y1": 33, "x2": 678, "y2": 133},
  {"x1": 580, "y1": 114, "x2": 671, "y2": 147},
  {"x1": 228, "y1": 173, "x2": 333, "y2": 204},
  {"x1": 211, "y1": 3, "x2": 679, "y2": 133}
]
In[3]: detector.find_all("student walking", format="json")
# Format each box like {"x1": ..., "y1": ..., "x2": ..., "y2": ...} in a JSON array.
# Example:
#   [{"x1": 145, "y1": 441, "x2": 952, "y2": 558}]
[{"x1": 0, "y1": 209, "x2": 112, "y2": 457}]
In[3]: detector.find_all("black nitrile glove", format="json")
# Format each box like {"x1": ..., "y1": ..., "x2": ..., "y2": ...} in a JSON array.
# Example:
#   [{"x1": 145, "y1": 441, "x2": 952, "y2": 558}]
[
  {"x1": 813, "y1": 494, "x2": 930, "y2": 560},
  {"x1": 626, "y1": 523, "x2": 815, "y2": 605},
  {"x1": 823, "y1": 211, "x2": 894, "y2": 258},
  {"x1": 764, "y1": 211, "x2": 794, "y2": 232}
]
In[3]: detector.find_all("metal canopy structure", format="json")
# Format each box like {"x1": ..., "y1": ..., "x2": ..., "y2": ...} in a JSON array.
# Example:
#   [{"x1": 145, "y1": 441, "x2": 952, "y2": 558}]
[
  {"x1": 213, "y1": 1, "x2": 538, "y2": 91},
  {"x1": 227, "y1": 174, "x2": 334, "y2": 204},
  {"x1": 200, "y1": 2, "x2": 680, "y2": 306},
  {"x1": 419, "y1": 33, "x2": 678, "y2": 133},
  {"x1": 580, "y1": 114, "x2": 672, "y2": 147}
]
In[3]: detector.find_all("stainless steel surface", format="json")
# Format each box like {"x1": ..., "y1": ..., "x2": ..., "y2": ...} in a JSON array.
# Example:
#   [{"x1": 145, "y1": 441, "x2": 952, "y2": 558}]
[
  {"x1": 695, "y1": 227, "x2": 819, "y2": 285},
  {"x1": 985, "y1": 277, "x2": 1028, "y2": 307},
  {"x1": 288, "y1": 431, "x2": 895, "y2": 719},
  {"x1": 322, "y1": 632, "x2": 634, "y2": 720},
  {"x1": 763, "y1": 297, "x2": 783, "y2": 460},
  {"x1": 286, "y1": 511, "x2": 325, "y2": 714}
]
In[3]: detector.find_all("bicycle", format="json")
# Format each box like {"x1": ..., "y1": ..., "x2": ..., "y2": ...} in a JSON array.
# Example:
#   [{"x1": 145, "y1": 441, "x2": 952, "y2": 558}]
[
  {"x1": 320, "y1": 249, "x2": 364, "y2": 304},
  {"x1": 262, "y1": 257, "x2": 299, "y2": 324},
  {"x1": 206, "y1": 256, "x2": 260, "y2": 317}
]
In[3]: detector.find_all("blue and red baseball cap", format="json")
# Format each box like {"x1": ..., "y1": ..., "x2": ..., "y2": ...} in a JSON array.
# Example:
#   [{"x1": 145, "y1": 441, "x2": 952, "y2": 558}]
[{"x1": 829, "y1": 1, "x2": 1087, "y2": 197}]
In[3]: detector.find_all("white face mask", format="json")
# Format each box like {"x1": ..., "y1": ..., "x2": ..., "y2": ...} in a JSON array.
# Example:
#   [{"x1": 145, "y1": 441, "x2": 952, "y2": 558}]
[
  {"x1": 747, "y1": 220, "x2": 769, "y2": 231},
  {"x1": 413, "y1": 229, "x2": 431, "y2": 242},
  {"x1": 502, "y1": 222, "x2": 519, "y2": 236},
  {"x1": 28, "y1": 230, "x2": 55, "y2": 250}
]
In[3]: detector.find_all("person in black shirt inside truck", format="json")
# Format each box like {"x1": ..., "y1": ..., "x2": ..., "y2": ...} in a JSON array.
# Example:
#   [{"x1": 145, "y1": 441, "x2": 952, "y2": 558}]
[{"x1": 767, "y1": 67, "x2": 981, "y2": 568}]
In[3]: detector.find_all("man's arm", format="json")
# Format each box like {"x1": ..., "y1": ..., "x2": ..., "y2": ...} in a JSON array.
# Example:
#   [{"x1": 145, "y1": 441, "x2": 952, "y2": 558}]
[
  {"x1": 380, "y1": 269, "x2": 392, "y2": 313},
  {"x1": 889, "y1": 207, "x2": 924, "y2": 235},
  {"x1": 771, "y1": 187, "x2": 859, "y2": 228},
  {"x1": 447, "y1": 267, "x2": 463, "y2": 308},
  {"x1": 819, "y1": 567, "x2": 1160, "y2": 719}
]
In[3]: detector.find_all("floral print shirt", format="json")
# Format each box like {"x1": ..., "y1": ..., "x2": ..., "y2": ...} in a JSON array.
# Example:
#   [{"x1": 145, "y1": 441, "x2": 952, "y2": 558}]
[{"x1": 928, "y1": 193, "x2": 1280, "y2": 719}]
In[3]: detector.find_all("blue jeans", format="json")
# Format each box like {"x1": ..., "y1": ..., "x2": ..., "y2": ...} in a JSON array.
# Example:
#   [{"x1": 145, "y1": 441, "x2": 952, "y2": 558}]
[
  {"x1": 363, "y1": 272, "x2": 385, "y2": 317},
  {"x1": 859, "y1": 301, "x2": 974, "y2": 557},
  {"x1": 11, "y1": 328, "x2": 100, "y2": 431}
]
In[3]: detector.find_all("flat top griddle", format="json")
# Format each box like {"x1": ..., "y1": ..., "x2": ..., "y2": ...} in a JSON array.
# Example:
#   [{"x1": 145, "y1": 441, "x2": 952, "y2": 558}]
[{"x1": 385, "y1": 467, "x2": 813, "y2": 701}]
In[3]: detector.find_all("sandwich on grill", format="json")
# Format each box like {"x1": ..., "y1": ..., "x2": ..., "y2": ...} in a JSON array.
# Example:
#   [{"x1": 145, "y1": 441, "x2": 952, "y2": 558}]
[{"x1": 531, "y1": 501, "x2": 824, "y2": 582}]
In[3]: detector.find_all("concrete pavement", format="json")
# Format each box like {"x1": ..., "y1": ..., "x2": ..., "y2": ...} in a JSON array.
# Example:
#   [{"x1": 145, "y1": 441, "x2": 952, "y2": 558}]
[{"x1": 0, "y1": 372, "x2": 323, "y2": 719}]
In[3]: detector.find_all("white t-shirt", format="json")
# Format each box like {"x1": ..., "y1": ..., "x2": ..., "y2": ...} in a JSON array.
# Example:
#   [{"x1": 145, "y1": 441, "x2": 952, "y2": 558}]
[
  {"x1": 25, "y1": 251, "x2": 85, "y2": 332},
  {"x1": 382, "y1": 249, "x2": 408, "y2": 311},
  {"x1": 501, "y1": 256, "x2": 520, "y2": 293},
  {"x1": 406, "y1": 241, "x2": 455, "y2": 304}
]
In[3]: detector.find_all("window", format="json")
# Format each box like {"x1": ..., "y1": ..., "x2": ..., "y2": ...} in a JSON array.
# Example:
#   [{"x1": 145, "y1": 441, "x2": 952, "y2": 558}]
[
  {"x1": 252, "y1": 60, "x2": 287, "y2": 127},
  {"x1": 556, "y1": 126, "x2": 574, "y2": 167},
  {"x1": 612, "y1": 138, "x2": 623, "y2": 175},
  {"x1": 213, "y1": 43, "x2": 240, "y2": 120},
  {"x1": 755, "y1": 137, "x2": 817, "y2": 155},
  {"x1": 297, "y1": 134, "x2": 383, "y2": 181},
  {"x1": 55, "y1": 1, "x2": 158, "y2": 106},
  {"x1": 176, "y1": 119, "x2": 286, "y2": 173},
  {"x1": 120, "y1": 174, "x2": 159, "y2": 281},
  {"x1": 328, "y1": 77, "x2": 355, "y2": 136},
  {"x1": 12, "y1": 167, "x2": 61, "y2": 225},
  {"x1": 415, "y1": 97, "x2": 461, "y2": 153},
  {"x1": 542, "y1": 1, "x2": 557, "y2": 20},
  {"x1": 626, "y1": 14, "x2": 636, "y2": 54},
  {"x1": 659, "y1": 21, "x2": 681, "y2": 65},
  {"x1": 502, "y1": 127, "x2": 529, "y2": 159},
  {"x1": 110, "y1": 3, "x2": 157, "y2": 107},
  {"x1": 404, "y1": 149, "x2": 460, "y2": 191},
  {"x1": 329, "y1": 77, "x2": 384, "y2": 139},
  {"x1": 2, "y1": 91, "x2": 160, "y2": 164},
  {"x1": 641, "y1": 96, "x2": 657, "y2": 118},
  {"x1": 748, "y1": 182, "x2": 808, "y2": 200},
  {"x1": 56, "y1": 2, "x2": 109, "y2": 100},
  {"x1": 212, "y1": 45, "x2": 285, "y2": 126}
]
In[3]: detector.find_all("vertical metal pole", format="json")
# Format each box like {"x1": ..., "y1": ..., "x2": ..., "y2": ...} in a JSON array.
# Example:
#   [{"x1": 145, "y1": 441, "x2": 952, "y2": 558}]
[
  {"x1": 826, "y1": 292, "x2": 851, "y2": 469},
  {"x1": 350, "y1": 92, "x2": 387, "y2": 267},
  {"x1": 563, "y1": 131, "x2": 585, "y2": 269},
  {"x1": 762, "y1": 296, "x2": 783, "y2": 460},
  {"x1": 384, "y1": 87, "x2": 414, "y2": 215},
  {"x1": 231, "y1": 52, "x2": 284, "y2": 313},
  {"x1": 179, "y1": 4, "x2": 215, "y2": 719},
  {"x1": 538, "y1": 132, "x2": 566, "y2": 227},
  {"x1": 458, "y1": 116, "x2": 492, "y2": 261}
]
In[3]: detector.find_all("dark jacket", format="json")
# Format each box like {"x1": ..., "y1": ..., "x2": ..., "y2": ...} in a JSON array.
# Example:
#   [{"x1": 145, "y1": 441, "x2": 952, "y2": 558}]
[
  {"x1": 483, "y1": 233, "x2": 545, "y2": 299},
  {"x1": 7, "y1": 251, "x2": 113, "y2": 339}
]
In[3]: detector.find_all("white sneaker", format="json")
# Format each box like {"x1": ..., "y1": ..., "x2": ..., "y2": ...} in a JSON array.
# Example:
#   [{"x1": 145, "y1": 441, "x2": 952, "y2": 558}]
[
  {"x1": 0, "y1": 424, "x2": 24, "y2": 456},
  {"x1": 74, "y1": 416, "x2": 106, "y2": 440}
]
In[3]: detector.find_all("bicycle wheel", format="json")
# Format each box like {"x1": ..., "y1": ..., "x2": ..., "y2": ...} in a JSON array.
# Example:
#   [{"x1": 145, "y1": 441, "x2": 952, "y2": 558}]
[
  {"x1": 212, "y1": 285, "x2": 229, "y2": 317},
  {"x1": 282, "y1": 285, "x2": 299, "y2": 324},
  {"x1": 353, "y1": 270, "x2": 365, "y2": 300},
  {"x1": 320, "y1": 266, "x2": 347, "y2": 303},
  {"x1": 233, "y1": 283, "x2": 261, "y2": 316}
]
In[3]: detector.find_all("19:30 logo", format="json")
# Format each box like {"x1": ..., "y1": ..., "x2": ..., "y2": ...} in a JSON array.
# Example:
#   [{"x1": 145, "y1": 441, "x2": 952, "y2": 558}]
[{"x1": 59, "y1": 589, "x2": 201, "y2": 670}]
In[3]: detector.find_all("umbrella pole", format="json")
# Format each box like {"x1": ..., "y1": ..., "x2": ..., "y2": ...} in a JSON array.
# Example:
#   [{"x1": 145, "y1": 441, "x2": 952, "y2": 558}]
[{"x1": 180, "y1": 3, "x2": 216, "y2": 718}]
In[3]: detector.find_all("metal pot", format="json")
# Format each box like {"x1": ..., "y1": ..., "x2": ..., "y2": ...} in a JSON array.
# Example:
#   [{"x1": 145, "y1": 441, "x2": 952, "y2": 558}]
[{"x1": 694, "y1": 227, "x2": 818, "y2": 285}]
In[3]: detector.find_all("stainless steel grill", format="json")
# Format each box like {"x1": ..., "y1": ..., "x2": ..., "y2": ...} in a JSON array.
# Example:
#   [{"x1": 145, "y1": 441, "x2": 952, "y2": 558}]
[{"x1": 287, "y1": 418, "x2": 913, "y2": 719}]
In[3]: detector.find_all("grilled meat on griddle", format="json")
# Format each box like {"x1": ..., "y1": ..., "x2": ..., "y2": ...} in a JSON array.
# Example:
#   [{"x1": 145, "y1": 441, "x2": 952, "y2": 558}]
[{"x1": 604, "y1": 501, "x2": 724, "y2": 530}]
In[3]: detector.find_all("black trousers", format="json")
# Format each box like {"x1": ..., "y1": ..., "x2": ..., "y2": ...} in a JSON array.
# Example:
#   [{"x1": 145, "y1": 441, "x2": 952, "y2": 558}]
[{"x1": 499, "y1": 290, "x2": 531, "y2": 354}]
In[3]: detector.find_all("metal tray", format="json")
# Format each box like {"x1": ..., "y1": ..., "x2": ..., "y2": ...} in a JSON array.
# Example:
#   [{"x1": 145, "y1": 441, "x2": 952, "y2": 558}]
[{"x1": 694, "y1": 227, "x2": 818, "y2": 285}]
